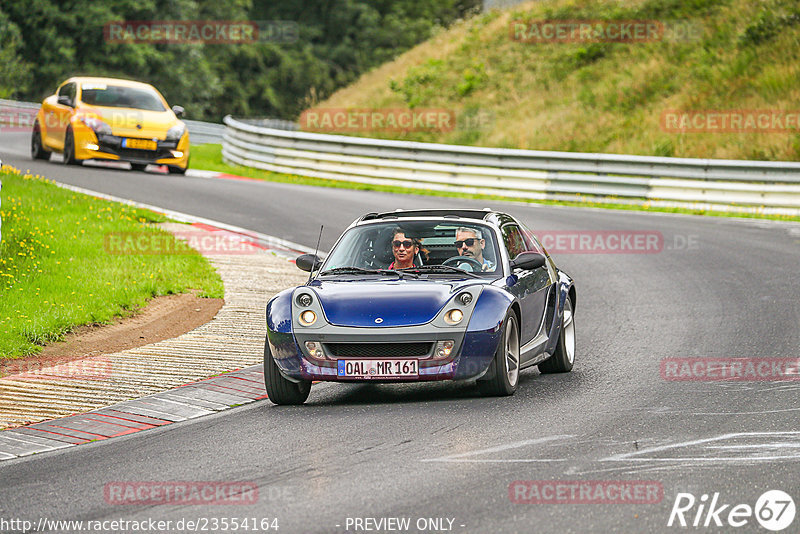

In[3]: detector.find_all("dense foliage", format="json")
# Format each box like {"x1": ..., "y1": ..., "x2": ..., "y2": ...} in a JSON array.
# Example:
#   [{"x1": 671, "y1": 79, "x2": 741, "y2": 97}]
[{"x1": 0, "y1": 0, "x2": 479, "y2": 120}]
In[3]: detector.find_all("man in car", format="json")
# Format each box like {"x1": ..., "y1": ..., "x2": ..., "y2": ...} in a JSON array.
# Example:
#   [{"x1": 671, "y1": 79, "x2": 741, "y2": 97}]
[{"x1": 454, "y1": 227, "x2": 495, "y2": 271}]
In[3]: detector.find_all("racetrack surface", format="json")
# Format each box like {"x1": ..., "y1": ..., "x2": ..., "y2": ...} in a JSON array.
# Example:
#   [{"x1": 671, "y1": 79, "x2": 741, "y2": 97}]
[{"x1": 2, "y1": 132, "x2": 799, "y2": 533}]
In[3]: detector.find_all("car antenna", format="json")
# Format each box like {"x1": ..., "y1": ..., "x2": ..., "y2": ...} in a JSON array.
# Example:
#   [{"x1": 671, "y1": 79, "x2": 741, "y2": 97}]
[{"x1": 307, "y1": 225, "x2": 323, "y2": 285}]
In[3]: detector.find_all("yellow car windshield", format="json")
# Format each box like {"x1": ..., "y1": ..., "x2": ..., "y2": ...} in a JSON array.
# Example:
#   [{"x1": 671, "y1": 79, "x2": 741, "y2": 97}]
[{"x1": 80, "y1": 84, "x2": 166, "y2": 112}]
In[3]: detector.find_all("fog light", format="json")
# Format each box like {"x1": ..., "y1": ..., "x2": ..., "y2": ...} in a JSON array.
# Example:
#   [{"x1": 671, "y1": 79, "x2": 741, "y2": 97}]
[
  {"x1": 85, "y1": 143, "x2": 99, "y2": 151},
  {"x1": 304, "y1": 341, "x2": 324, "y2": 359},
  {"x1": 444, "y1": 309, "x2": 463, "y2": 325},
  {"x1": 299, "y1": 310, "x2": 317, "y2": 326},
  {"x1": 171, "y1": 150, "x2": 184, "y2": 158},
  {"x1": 434, "y1": 340, "x2": 455, "y2": 359}
]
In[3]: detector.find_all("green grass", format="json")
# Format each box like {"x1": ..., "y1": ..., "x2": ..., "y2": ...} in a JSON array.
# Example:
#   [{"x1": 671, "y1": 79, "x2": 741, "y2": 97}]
[
  {"x1": 191, "y1": 144, "x2": 800, "y2": 222},
  {"x1": 317, "y1": 0, "x2": 800, "y2": 161},
  {"x1": 0, "y1": 166, "x2": 223, "y2": 359}
]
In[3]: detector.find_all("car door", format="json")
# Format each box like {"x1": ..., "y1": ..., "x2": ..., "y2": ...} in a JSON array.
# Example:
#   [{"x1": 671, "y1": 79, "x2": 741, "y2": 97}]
[
  {"x1": 45, "y1": 82, "x2": 76, "y2": 150},
  {"x1": 502, "y1": 222, "x2": 552, "y2": 360}
]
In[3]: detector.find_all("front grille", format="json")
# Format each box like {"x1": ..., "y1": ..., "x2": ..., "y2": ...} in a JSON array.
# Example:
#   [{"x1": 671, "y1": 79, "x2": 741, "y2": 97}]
[
  {"x1": 324, "y1": 342, "x2": 433, "y2": 358},
  {"x1": 96, "y1": 135, "x2": 177, "y2": 161}
]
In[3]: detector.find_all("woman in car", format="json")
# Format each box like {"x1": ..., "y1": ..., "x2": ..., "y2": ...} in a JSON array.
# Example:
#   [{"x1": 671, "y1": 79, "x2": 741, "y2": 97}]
[{"x1": 388, "y1": 227, "x2": 426, "y2": 269}]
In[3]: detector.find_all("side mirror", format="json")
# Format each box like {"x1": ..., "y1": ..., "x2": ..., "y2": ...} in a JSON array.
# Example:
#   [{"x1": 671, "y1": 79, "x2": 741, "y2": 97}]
[
  {"x1": 509, "y1": 251, "x2": 546, "y2": 271},
  {"x1": 296, "y1": 254, "x2": 323, "y2": 272},
  {"x1": 171, "y1": 105, "x2": 185, "y2": 118},
  {"x1": 57, "y1": 95, "x2": 72, "y2": 107}
]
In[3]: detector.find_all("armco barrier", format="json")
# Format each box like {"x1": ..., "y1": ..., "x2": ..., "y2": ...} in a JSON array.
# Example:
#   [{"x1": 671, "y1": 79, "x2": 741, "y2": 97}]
[{"x1": 222, "y1": 115, "x2": 800, "y2": 215}]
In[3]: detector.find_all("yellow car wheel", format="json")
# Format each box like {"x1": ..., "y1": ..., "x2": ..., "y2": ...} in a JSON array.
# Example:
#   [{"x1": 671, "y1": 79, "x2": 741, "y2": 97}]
[
  {"x1": 31, "y1": 123, "x2": 51, "y2": 161},
  {"x1": 63, "y1": 128, "x2": 79, "y2": 166}
]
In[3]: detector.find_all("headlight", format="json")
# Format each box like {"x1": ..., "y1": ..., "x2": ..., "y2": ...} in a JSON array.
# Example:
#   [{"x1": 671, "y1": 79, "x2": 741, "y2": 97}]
[
  {"x1": 296, "y1": 293, "x2": 313, "y2": 307},
  {"x1": 457, "y1": 292, "x2": 473, "y2": 305},
  {"x1": 81, "y1": 117, "x2": 112, "y2": 135},
  {"x1": 444, "y1": 309, "x2": 464, "y2": 325},
  {"x1": 299, "y1": 310, "x2": 317, "y2": 326},
  {"x1": 304, "y1": 341, "x2": 324, "y2": 359},
  {"x1": 434, "y1": 340, "x2": 455, "y2": 359},
  {"x1": 165, "y1": 124, "x2": 186, "y2": 141}
]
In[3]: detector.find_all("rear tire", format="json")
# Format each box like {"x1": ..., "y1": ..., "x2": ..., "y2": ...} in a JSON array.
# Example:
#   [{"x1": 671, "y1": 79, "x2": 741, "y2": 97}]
[
  {"x1": 264, "y1": 339, "x2": 311, "y2": 405},
  {"x1": 31, "y1": 124, "x2": 50, "y2": 161},
  {"x1": 62, "y1": 127, "x2": 79, "y2": 165},
  {"x1": 538, "y1": 294, "x2": 575, "y2": 374},
  {"x1": 477, "y1": 313, "x2": 520, "y2": 396}
]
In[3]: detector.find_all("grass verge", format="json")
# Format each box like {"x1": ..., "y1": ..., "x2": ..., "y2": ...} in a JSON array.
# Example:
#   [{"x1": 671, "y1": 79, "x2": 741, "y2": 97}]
[
  {"x1": 191, "y1": 144, "x2": 800, "y2": 222},
  {"x1": 0, "y1": 165, "x2": 223, "y2": 359},
  {"x1": 318, "y1": 0, "x2": 800, "y2": 161}
]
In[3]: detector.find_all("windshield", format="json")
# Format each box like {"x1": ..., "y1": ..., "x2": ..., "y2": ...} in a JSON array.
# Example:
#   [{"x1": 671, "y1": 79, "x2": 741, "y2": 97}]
[
  {"x1": 321, "y1": 220, "x2": 501, "y2": 277},
  {"x1": 80, "y1": 83, "x2": 166, "y2": 111}
]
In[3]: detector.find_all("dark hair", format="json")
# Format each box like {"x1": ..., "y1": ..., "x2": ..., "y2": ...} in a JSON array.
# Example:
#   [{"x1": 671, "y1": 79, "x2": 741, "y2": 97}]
[{"x1": 392, "y1": 226, "x2": 429, "y2": 260}]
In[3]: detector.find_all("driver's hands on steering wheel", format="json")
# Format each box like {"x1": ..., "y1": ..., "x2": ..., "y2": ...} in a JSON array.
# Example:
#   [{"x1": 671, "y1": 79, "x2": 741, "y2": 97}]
[{"x1": 442, "y1": 255, "x2": 484, "y2": 272}]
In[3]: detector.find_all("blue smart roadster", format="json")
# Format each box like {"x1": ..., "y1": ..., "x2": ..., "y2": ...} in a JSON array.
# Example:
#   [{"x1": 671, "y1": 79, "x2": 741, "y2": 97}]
[{"x1": 264, "y1": 209, "x2": 576, "y2": 404}]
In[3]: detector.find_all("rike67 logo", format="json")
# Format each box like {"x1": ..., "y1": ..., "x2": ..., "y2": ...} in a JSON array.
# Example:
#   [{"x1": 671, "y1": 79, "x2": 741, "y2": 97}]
[{"x1": 668, "y1": 490, "x2": 796, "y2": 531}]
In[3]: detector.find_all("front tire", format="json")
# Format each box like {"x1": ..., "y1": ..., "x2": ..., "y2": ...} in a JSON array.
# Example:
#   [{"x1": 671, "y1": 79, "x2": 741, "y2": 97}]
[
  {"x1": 539, "y1": 293, "x2": 575, "y2": 374},
  {"x1": 62, "y1": 127, "x2": 79, "y2": 165},
  {"x1": 167, "y1": 165, "x2": 187, "y2": 175},
  {"x1": 130, "y1": 163, "x2": 148, "y2": 172},
  {"x1": 263, "y1": 339, "x2": 311, "y2": 405},
  {"x1": 31, "y1": 124, "x2": 51, "y2": 161},
  {"x1": 477, "y1": 313, "x2": 520, "y2": 396}
]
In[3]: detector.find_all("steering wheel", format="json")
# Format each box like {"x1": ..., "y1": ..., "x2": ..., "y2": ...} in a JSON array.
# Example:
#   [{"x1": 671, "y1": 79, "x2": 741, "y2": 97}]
[{"x1": 442, "y1": 256, "x2": 484, "y2": 272}]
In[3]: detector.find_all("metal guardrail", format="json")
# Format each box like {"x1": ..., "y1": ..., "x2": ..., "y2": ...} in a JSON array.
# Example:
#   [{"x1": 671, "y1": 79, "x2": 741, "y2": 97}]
[
  {"x1": 238, "y1": 117, "x2": 298, "y2": 131},
  {"x1": 183, "y1": 119, "x2": 224, "y2": 145},
  {"x1": 222, "y1": 115, "x2": 800, "y2": 214},
  {"x1": 0, "y1": 99, "x2": 226, "y2": 145}
]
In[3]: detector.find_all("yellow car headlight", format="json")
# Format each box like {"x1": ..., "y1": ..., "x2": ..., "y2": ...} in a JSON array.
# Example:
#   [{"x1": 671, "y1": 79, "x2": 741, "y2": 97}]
[{"x1": 166, "y1": 124, "x2": 186, "y2": 141}]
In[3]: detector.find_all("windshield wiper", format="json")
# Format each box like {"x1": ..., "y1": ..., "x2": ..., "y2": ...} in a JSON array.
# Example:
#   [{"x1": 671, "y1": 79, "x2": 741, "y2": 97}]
[
  {"x1": 319, "y1": 267, "x2": 418, "y2": 278},
  {"x1": 320, "y1": 267, "x2": 381, "y2": 276},
  {"x1": 405, "y1": 265, "x2": 481, "y2": 278}
]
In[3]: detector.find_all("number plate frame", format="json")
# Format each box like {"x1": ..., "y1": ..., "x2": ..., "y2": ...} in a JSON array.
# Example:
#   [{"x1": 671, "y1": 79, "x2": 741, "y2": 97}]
[
  {"x1": 123, "y1": 138, "x2": 157, "y2": 150},
  {"x1": 337, "y1": 359, "x2": 419, "y2": 379}
]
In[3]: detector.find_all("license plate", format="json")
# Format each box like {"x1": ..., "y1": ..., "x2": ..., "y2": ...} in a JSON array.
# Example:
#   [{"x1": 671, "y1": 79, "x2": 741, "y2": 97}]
[
  {"x1": 337, "y1": 359, "x2": 418, "y2": 379},
  {"x1": 123, "y1": 138, "x2": 157, "y2": 150}
]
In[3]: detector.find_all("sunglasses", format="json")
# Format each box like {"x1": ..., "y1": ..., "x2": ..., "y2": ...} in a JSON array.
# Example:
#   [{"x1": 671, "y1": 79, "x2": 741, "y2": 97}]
[
  {"x1": 454, "y1": 238, "x2": 479, "y2": 248},
  {"x1": 392, "y1": 240, "x2": 415, "y2": 248}
]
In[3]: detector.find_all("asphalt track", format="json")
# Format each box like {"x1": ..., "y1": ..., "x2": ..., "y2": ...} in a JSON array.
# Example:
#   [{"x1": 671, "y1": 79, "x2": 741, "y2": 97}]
[{"x1": 1, "y1": 131, "x2": 799, "y2": 533}]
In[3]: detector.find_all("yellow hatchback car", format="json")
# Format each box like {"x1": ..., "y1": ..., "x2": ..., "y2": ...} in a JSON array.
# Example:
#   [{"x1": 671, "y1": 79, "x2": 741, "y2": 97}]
[{"x1": 31, "y1": 76, "x2": 189, "y2": 173}]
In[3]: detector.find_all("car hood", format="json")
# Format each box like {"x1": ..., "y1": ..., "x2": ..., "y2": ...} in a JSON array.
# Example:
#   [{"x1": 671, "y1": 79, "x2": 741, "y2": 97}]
[
  {"x1": 81, "y1": 106, "x2": 178, "y2": 138},
  {"x1": 310, "y1": 279, "x2": 486, "y2": 327}
]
